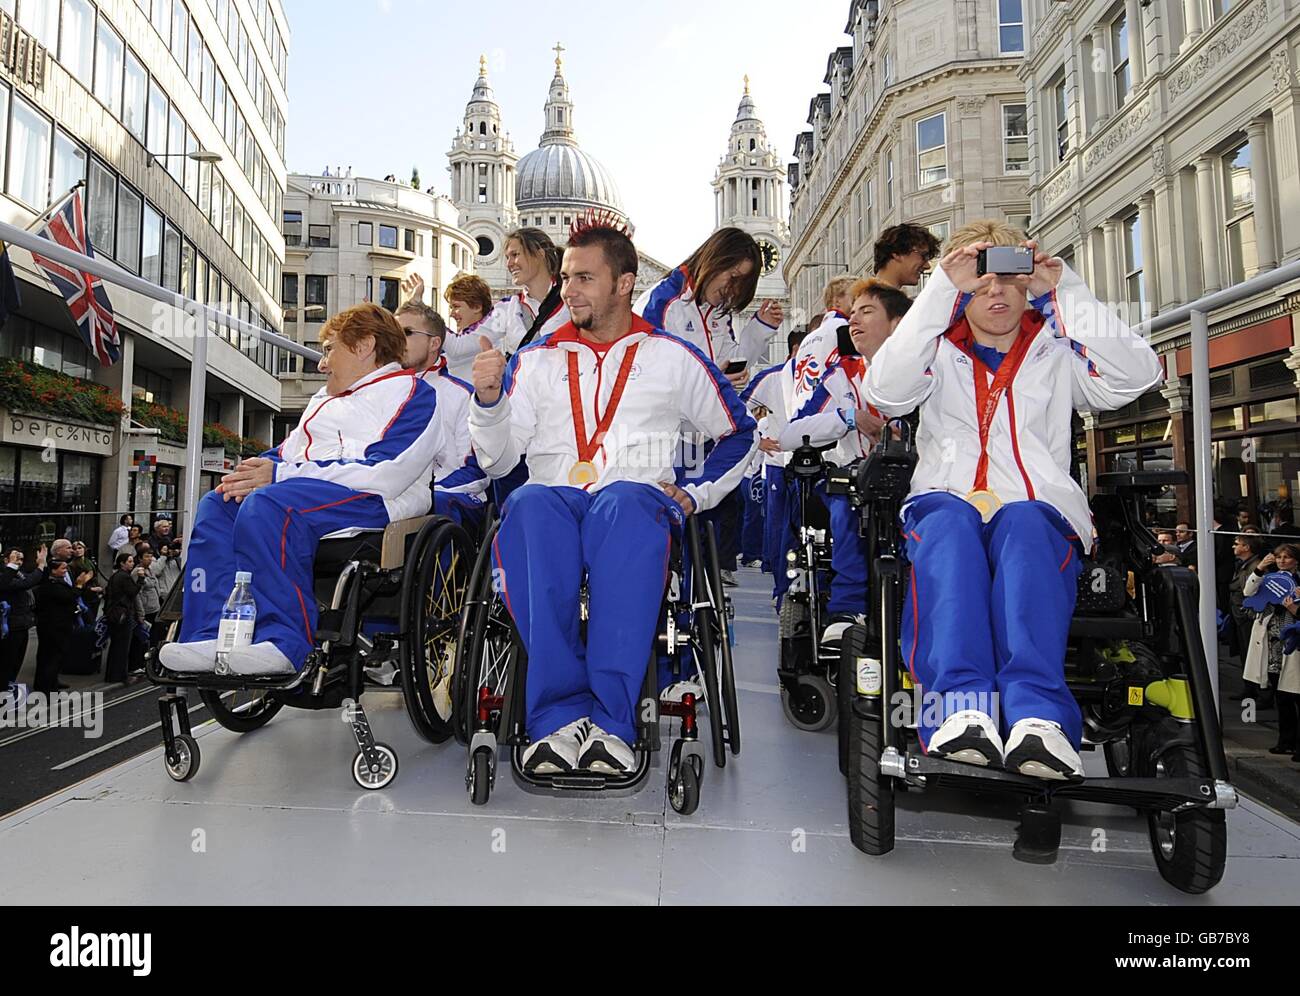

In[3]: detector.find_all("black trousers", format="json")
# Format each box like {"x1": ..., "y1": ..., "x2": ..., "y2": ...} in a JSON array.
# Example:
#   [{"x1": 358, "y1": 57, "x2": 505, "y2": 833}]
[
  {"x1": 1274, "y1": 678, "x2": 1299, "y2": 750},
  {"x1": 33, "y1": 624, "x2": 66, "y2": 692},
  {"x1": 105, "y1": 618, "x2": 135, "y2": 684},
  {"x1": 0, "y1": 627, "x2": 30, "y2": 686}
]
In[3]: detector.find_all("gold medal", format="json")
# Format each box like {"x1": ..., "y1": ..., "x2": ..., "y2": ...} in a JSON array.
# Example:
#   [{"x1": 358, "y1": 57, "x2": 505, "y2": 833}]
[
  {"x1": 965, "y1": 488, "x2": 1003, "y2": 523},
  {"x1": 568, "y1": 460, "x2": 598, "y2": 487}
]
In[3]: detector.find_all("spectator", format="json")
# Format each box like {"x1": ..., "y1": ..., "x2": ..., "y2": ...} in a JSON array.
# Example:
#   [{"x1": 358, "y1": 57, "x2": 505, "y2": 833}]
[
  {"x1": 1238, "y1": 509, "x2": 1253, "y2": 533},
  {"x1": 152, "y1": 541, "x2": 182, "y2": 601},
  {"x1": 132, "y1": 549, "x2": 161, "y2": 675},
  {"x1": 116, "y1": 524, "x2": 143, "y2": 557},
  {"x1": 33, "y1": 559, "x2": 94, "y2": 692},
  {"x1": 107, "y1": 514, "x2": 133, "y2": 557},
  {"x1": 1242, "y1": 543, "x2": 1300, "y2": 757},
  {"x1": 104, "y1": 552, "x2": 143, "y2": 685},
  {"x1": 1153, "y1": 529, "x2": 1181, "y2": 565},
  {"x1": 1174, "y1": 521, "x2": 1197, "y2": 567},
  {"x1": 872, "y1": 223, "x2": 943, "y2": 289},
  {"x1": 1229, "y1": 530, "x2": 1264, "y2": 693},
  {"x1": 147, "y1": 517, "x2": 174, "y2": 554},
  {"x1": 0, "y1": 544, "x2": 46, "y2": 700}
]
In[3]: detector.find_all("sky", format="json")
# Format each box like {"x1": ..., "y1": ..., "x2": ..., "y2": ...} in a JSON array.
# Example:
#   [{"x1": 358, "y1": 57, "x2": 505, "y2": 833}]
[{"x1": 281, "y1": 0, "x2": 852, "y2": 265}]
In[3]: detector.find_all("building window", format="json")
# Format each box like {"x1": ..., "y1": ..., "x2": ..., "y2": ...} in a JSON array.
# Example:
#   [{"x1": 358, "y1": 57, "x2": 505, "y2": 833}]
[
  {"x1": 998, "y1": 0, "x2": 1025, "y2": 55},
  {"x1": 1111, "y1": 13, "x2": 1132, "y2": 107},
  {"x1": 116, "y1": 184, "x2": 142, "y2": 273},
  {"x1": 1053, "y1": 72, "x2": 1070, "y2": 163},
  {"x1": 132, "y1": 366, "x2": 174, "y2": 407},
  {"x1": 282, "y1": 272, "x2": 298, "y2": 323},
  {"x1": 305, "y1": 275, "x2": 327, "y2": 322},
  {"x1": 1224, "y1": 140, "x2": 1258, "y2": 284},
  {"x1": 916, "y1": 112, "x2": 947, "y2": 186},
  {"x1": 60, "y1": 0, "x2": 95, "y2": 86},
  {"x1": 308, "y1": 224, "x2": 330, "y2": 248},
  {"x1": 18, "y1": 0, "x2": 60, "y2": 50},
  {"x1": 142, "y1": 203, "x2": 162, "y2": 284},
  {"x1": 378, "y1": 225, "x2": 398, "y2": 249},
  {"x1": 1123, "y1": 213, "x2": 1147, "y2": 320},
  {"x1": 883, "y1": 51, "x2": 894, "y2": 84},
  {"x1": 166, "y1": 105, "x2": 184, "y2": 184},
  {"x1": 353, "y1": 219, "x2": 371, "y2": 246},
  {"x1": 7, "y1": 95, "x2": 51, "y2": 210},
  {"x1": 365, "y1": 275, "x2": 373, "y2": 301},
  {"x1": 404, "y1": 228, "x2": 414, "y2": 253},
  {"x1": 91, "y1": 18, "x2": 124, "y2": 119},
  {"x1": 147, "y1": 79, "x2": 168, "y2": 157},
  {"x1": 379, "y1": 277, "x2": 400, "y2": 311},
  {"x1": 52, "y1": 130, "x2": 87, "y2": 202},
  {"x1": 187, "y1": 18, "x2": 202, "y2": 92},
  {"x1": 930, "y1": 220, "x2": 951, "y2": 248},
  {"x1": 162, "y1": 221, "x2": 180, "y2": 291},
  {"x1": 886, "y1": 154, "x2": 894, "y2": 208},
  {"x1": 1002, "y1": 104, "x2": 1028, "y2": 174},
  {"x1": 123, "y1": 49, "x2": 148, "y2": 143},
  {"x1": 87, "y1": 157, "x2": 116, "y2": 257}
]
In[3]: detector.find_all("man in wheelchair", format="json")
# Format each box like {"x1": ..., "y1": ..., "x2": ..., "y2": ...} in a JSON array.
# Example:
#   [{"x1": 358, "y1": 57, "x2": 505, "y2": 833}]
[
  {"x1": 468, "y1": 214, "x2": 757, "y2": 777},
  {"x1": 395, "y1": 298, "x2": 490, "y2": 533},
  {"x1": 861, "y1": 220, "x2": 1162, "y2": 780},
  {"x1": 780, "y1": 279, "x2": 912, "y2": 644},
  {"x1": 161, "y1": 304, "x2": 445, "y2": 676}
]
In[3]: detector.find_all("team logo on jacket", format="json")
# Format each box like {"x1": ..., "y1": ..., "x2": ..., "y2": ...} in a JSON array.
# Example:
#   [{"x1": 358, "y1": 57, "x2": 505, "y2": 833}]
[
  {"x1": 685, "y1": 321, "x2": 696, "y2": 332},
  {"x1": 794, "y1": 356, "x2": 821, "y2": 391}
]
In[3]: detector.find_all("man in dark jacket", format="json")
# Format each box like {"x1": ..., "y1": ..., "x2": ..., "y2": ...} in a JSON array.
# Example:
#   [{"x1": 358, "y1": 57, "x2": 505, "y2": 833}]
[
  {"x1": 33, "y1": 559, "x2": 94, "y2": 693},
  {"x1": 104, "y1": 552, "x2": 143, "y2": 684},
  {"x1": 1, "y1": 545, "x2": 47, "y2": 697}
]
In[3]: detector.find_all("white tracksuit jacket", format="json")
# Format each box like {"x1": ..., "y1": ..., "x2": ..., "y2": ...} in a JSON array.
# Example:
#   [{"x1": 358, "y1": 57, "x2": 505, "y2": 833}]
[
  {"x1": 861, "y1": 264, "x2": 1164, "y2": 548},
  {"x1": 441, "y1": 287, "x2": 570, "y2": 381},
  {"x1": 416, "y1": 357, "x2": 489, "y2": 499},
  {"x1": 271, "y1": 363, "x2": 445, "y2": 521},
  {"x1": 635, "y1": 265, "x2": 778, "y2": 368},
  {"x1": 468, "y1": 316, "x2": 759, "y2": 514},
  {"x1": 742, "y1": 358, "x2": 797, "y2": 468},
  {"x1": 791, "y1": 308, "x2": 851, "y2": 408},
  {"x1": 781, "y1": 356, "x2": 880, "y2": 467}
]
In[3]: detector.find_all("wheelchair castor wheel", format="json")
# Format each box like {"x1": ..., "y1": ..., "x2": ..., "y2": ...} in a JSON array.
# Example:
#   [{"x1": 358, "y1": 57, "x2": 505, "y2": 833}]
[
  {"x1": 667, "y1": 741, "x2": 702, "y2": 816},
  {"x1": 165, "y1": 734, "x2": 201, "y2": 782},
  {"x1": 1013, "y1": 804, "x2": 1061, "y2": 865},
  {"x1": 781, "y1": 674, "x2": 837, "y2": 732},
  {"x1": 351, "y1": 742, "x2": 398, "y2": 790},
  {"x1": 468, "y1": 746, "x2": 493, "y2": 806}
]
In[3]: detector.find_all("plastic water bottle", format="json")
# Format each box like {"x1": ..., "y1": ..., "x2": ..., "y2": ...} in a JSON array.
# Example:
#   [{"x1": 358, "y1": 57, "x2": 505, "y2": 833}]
[{"x1": 216, "y1": 571, "x2": 256, "y2": 673}]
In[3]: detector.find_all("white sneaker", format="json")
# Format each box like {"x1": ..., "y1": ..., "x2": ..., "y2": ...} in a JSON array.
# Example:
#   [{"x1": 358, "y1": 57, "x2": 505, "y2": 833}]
[
  {"x1": 521, "y1": 717, "x2": 590, "y2": 774},
  {"x1": 929, "y1": 709, "x2": 1004, "y2": 768},
  {"x1": 225, "y1": 641, "x2": 296, "y2": 676},
  {"x1": 660, "y1": 677, "x2": 705, "y2": 705},
  {"x1": 159, "y1": 640, "x2": 220, "y2": 673},
  {"x1": 821, "y1": 613, "x2": 866, "y2": 644},
  {"x1": 1004, "y1": 718, "x2": 1084, "y2": 780},
  {"x1": 577, "y1": 724, "x2": 636, "y2": 774}
]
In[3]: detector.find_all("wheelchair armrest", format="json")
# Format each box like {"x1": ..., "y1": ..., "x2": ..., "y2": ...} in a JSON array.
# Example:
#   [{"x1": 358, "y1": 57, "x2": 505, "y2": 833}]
[
  {"x1": 1094, "y1": 470, "x2": 1188, "y2": 493},
  {"x1": 380, "y1": 515, "x2": 434, "y2": 569}
]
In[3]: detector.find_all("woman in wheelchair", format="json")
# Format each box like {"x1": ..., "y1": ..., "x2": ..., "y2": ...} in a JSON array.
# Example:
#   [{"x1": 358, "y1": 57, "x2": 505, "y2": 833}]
[
  {"x1": 780, "y1": 279, "x2": 912, "y2": 645},
  {"x1": 468, "y1": 215, "x2": 757, "y2": 777},
  {"x1": 160, "y1": 304, "x2": 446, "y2": 677},
  {"x1": 861, "y1": 220, "x2": 1163, "y2": 780}
]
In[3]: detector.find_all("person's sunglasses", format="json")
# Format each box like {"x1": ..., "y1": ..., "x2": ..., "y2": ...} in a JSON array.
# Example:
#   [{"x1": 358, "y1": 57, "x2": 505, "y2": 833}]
[{"x1": 403, "y1": 329, "x2": 435, "y2": 339}]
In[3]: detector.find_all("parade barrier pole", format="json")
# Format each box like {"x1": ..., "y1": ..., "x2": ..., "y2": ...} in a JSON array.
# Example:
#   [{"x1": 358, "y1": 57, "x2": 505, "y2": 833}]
[{"x1": 0, "y1": 221, "x2": 322, "y2": 537}]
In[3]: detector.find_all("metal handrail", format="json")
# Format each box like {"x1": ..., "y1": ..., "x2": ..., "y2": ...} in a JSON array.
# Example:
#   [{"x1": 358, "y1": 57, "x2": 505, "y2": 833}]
[{"x1": 1133, "y1": 257, "x2": 1300, "y2": 705}]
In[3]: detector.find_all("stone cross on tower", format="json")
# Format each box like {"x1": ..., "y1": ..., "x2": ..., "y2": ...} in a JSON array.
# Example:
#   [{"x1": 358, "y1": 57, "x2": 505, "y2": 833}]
[{"x1": 553, "y1": 42, "x2": 565, "y2": 71}]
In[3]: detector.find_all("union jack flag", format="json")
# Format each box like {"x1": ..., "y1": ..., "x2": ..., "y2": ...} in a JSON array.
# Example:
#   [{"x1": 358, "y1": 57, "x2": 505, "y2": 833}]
[{"x1": 30, "y1": 191, "x2": 120, "y2": 366}]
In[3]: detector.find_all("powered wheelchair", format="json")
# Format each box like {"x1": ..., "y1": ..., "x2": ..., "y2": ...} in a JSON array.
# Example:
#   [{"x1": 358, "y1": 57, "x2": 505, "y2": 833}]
[
  {"x1": 146, "y1": 513, "x2": 475, "y2": 790},
  {"x1": 453, "y1": 508, "x2": 741, "y2": 815},
  {"x1": 777, "y1": 438, "x2": 838, "y2": 733},
  {"x1": 830, "y1": 424, "x2": 1236, "y2": 895}
]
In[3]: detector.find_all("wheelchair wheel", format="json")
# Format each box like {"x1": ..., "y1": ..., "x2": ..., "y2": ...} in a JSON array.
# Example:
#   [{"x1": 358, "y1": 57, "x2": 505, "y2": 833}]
[
  {"x1": 668, "y1": 755, "x2": 701, "y2": 815},
  {"x1": 1103, "y1": 735, "x2": 1132, "y2": 778},
  {"x1": 700, "y1": 521, "x2": 741, "y2": 756},
  {"x1": 352, "y1": 743, "x2": 398, "y2": 790},
  {"x1": 781, "y1": 673, "x2": 837, "y2": 732},
  {"x1": 688, "y1": 523, "x2": 727, "y2": 768},
  {"x1": 199, "y1": 688, "x2": 283, "y2": 733},
  {"x1": 455, "y1": 520, "x2": 518, "y2": 746},
  {"x1": 399, "y1": 519, "x2": 474, "y2": 744},
  {"x1": 1146, "y1": 742, "x2": 1227, "y2": 894},
  {"x1": 165, "y1": 734, "x2": 201, "y2": 782},
  {"x1": 469, "y1": 746, "x2": 493, "y2": 806},
  {"x1": 846, "y1": 701, "x2": 894, "y2": 855}
]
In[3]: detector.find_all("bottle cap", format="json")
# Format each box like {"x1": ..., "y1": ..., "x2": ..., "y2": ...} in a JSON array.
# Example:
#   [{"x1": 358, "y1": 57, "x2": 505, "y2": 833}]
[{"x1": 234, "y1": 571, "x2": 252, "y2": 584}]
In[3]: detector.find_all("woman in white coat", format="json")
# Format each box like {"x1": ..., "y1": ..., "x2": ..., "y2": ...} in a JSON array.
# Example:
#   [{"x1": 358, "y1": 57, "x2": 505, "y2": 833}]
[{"x1": 1242, "y1": 543, "x2": 1300, "y2": 757}]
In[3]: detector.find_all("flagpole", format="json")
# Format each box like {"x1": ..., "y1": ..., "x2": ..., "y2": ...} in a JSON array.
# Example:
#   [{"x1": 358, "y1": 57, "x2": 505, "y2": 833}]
[{"x1": 25, "y1": 180, "x2": 87, "y2": 233}]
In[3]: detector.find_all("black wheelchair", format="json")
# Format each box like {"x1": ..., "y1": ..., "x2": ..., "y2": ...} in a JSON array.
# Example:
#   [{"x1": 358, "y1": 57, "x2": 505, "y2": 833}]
[
  {"x1": 778, "y1": 438, "x2": 838, "y2": 733},
  {"x1": 147, "y1": 514, "x2": 475, "y2": 790},
  {"x1": 833, "y1": 425, "x2": 1235, "y2": 895},
  {"x1": 453, "y1": 510, "x2": 740, "y2": 815}
]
